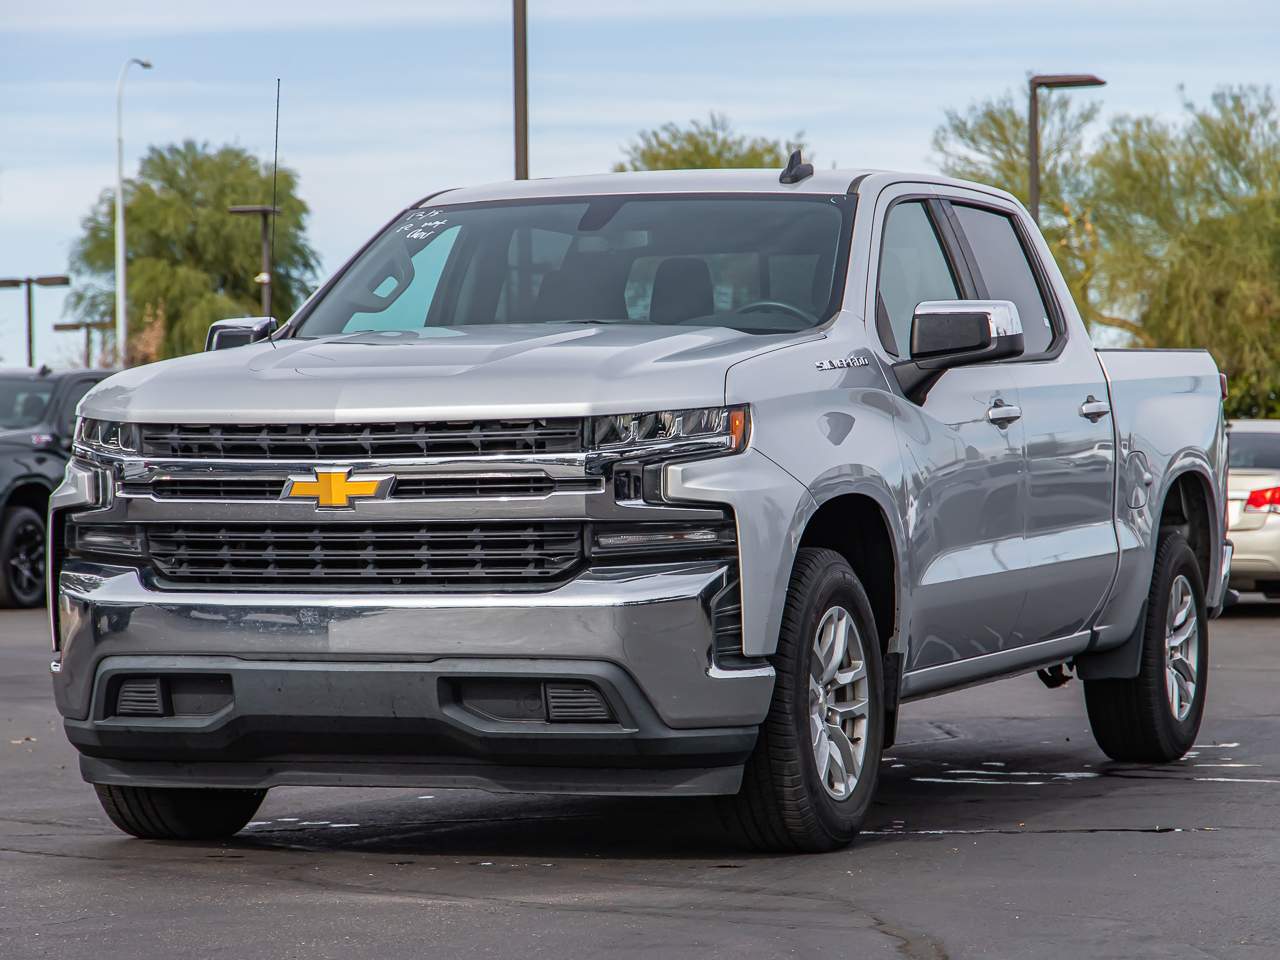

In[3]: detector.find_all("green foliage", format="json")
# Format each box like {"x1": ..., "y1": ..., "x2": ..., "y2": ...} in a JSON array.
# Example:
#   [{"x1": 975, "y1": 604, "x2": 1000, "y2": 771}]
[
  {"x1": 68, "y1": 141, "x2": 319, "y2": 360},
  {"x1": 933, "y1": 86, "x2": 1280, "y2": 419},
  {"x1": 614, "y1": 112, "x2": 805, "y2": 171}
]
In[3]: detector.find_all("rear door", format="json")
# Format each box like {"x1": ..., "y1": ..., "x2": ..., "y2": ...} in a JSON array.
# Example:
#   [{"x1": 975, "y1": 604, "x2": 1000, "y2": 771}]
[
  {"x1": 871, "y1": 189, "x2": 1029, "y2": 672},
  {"x1": 944, "y1": 198, "x2": 1117, "y2": 646}
]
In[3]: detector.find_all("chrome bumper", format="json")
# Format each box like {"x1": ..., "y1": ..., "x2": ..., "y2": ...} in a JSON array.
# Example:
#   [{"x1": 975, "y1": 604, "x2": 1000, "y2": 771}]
[{"x1": 52, "y1": 560, "x2": 774, "y2": 730}]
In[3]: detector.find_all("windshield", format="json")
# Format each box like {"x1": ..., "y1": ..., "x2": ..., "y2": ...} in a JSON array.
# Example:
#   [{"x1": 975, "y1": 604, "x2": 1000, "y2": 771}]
[
  {"x1": 1229, "y1": 431, "x2": 1280, "y2": 469},
  {"x1": 0, "y1": 378, "x2": 54, "y2": 429},
  {"x1": 296, "y1": 194, "x2": 854, "y2": 338}
]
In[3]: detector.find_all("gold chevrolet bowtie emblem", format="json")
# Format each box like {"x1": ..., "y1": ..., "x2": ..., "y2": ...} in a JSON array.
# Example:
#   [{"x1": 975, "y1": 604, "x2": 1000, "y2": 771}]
[{"x1": 282, "y1": 466, "x2": 393, "y2": 509}]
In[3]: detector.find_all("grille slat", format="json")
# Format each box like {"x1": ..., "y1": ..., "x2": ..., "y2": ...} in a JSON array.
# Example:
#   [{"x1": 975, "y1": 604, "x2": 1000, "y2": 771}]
[
  {"x1": 146, "y1": 522, "x2": 584, "y2": 587},
  {"x1": 139, "y1": 420, "x2": 583, "y2": 460}
]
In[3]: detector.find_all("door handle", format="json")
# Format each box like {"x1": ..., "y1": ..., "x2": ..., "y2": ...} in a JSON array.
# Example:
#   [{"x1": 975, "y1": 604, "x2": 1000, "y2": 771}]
[
  {"x1": 986, "y1": 401, "x2": 1022, "y2": 426},
  {"x1": 1079, "y1": 396, "x2": 1111, "y2": 422}
]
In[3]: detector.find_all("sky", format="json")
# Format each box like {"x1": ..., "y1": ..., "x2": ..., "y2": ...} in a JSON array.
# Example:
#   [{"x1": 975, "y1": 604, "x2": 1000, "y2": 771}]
[{"x1": 2, "y1": 0, "x2": 1277, "y2": 367}]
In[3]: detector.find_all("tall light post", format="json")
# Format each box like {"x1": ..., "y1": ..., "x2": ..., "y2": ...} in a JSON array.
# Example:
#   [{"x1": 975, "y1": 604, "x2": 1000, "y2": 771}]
[
  {"x1": 228, "y1": 204, "x2": 281, "y2": 317},
  {"x1": 115, "y1": 57, "x2": 153, "y2": 367},
  {"x1": 512, "y1": 0, "x2": 528, "y2": 179},
  {"x1": 1028, "y1": 73, "x2": 1105, "y2": 225}
]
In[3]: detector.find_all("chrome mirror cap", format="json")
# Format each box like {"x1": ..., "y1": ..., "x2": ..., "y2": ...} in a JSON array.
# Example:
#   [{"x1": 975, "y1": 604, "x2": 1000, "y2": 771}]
[{"x1": 205, "y1": 316, "x2": 278, "y2": 351}]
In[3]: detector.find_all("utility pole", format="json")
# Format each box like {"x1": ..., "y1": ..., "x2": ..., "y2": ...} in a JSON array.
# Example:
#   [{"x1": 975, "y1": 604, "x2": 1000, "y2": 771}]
[
  {"x1": 115, "y1": 57, "x2": 153, "y2": 368},
  {"x1": 0, "y1": 275, "x2": 71, "y2": 367},
  {"x1": 1028, "y1": 73, "x2": 1105, "y2": 225},
  {"x1": 228, "y1": 204, "x2": 280, "y2": 316},
  {"x1": 513, "y1": 0, "x2": 529, "y2": 179},
  {"x1": 54, "y1": 320, "x2": 113, "y2": 368}
]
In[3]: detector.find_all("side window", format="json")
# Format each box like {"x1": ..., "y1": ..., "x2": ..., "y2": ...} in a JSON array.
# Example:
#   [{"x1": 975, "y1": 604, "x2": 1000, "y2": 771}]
[
  {"x1": 876, "y1": 202, "x2": 960, "y2": 356},
  {"x1": 951, "y1": 205, "x2": 1055, "y2": 355}
]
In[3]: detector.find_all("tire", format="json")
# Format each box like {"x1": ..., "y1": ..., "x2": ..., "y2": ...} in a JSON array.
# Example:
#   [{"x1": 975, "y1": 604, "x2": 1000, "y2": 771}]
[
  {"x1": 0, "y1": 506, "x2": 46, "y2": 608},
  {"x1": 94, "y1": 784, "x2": 266, "y2": 841},
  {"x1": 1084, "y1": 532, "x2": 1208, "y2": 762},
  {"x1": 721, "y1": 547, "x2": 885, "y2": 852}
]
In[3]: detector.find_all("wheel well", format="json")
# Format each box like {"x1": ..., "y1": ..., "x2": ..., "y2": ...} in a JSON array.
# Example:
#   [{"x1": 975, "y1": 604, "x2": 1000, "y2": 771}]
[
  {"x1": 797, "y1": 494, "x2": 897, "y2": 656},
  {"x1": 1160, "y1": 471, "x2": 1212, "y2": 588},
  {"x1": 3, "y1": 481, "x2": 51, "y2": 519}
]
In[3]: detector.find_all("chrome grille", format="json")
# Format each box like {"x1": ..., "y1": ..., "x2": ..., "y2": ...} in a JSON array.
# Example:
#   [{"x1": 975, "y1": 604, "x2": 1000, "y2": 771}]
[
  {"x1": 141, "y1": 475, "x2": 599, "y2": 500},
  {"x1": 146, "y1": 522, "x2": 584, "y2": 586},
  {"x1": 138, "y1": 419, "x2": 584, "y2": 460}
]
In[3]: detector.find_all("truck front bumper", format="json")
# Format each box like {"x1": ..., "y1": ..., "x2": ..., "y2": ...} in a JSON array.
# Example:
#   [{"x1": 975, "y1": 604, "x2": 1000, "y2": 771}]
[{"x1": 53, "y1": 561, "x2": 774, "y2": 796}]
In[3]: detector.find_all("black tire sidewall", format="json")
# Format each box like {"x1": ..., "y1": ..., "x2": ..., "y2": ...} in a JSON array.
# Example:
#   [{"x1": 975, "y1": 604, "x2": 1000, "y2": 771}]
[
  {"x1": 782, "y1": 556, "x2": 884, "y2": 843},
  {"x1": 0, "y1": 506, "x2": 46, "y2": 608}
]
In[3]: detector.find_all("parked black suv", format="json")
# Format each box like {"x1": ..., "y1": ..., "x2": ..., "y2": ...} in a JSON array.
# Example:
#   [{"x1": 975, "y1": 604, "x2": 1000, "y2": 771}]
[{"x1": 0, "y1": 367, "x2": 112, "y2": 607}]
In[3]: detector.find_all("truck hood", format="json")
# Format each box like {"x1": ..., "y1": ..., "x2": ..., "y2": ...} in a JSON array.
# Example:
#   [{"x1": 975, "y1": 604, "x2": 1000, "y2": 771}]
[{"x1": 83, "y1": 324, "x2": 816, "y2": 423}]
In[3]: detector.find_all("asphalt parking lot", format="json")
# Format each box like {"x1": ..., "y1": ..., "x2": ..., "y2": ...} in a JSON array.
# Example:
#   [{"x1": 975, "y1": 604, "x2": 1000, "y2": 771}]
[{"x1": 3, "y1": 602, "x2": 1279, "y2": 960}]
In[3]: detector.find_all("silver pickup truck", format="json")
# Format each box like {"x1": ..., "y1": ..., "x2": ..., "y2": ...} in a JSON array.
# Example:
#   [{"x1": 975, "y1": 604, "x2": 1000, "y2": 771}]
[{"x1": 51, "y1": 164, "x2": 1230, "y2": 852}]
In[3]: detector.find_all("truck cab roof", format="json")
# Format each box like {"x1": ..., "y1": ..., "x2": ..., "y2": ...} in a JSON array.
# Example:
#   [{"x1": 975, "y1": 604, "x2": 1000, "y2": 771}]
[{"x1": 421, "y1": 167, "x2": 1017, "y2": 207}]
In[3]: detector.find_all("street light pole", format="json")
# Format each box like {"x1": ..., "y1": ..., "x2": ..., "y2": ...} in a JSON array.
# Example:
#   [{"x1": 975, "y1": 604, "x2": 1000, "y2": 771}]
[
  {"x1": 513, "y1": 0, "x2": 528, "y2": 179},
  {"x1": 0, "y1": 275, "x2": 71, "y2": 367},
  {"x1": 1028, "y1": 73, "x2": 1105, "y2": 225},
  {"x1": 228, "y1": 205, "x2": 281, "y2": 317},
  {"x1": 115, "y1": 57, "x2": 153, "y2": 368}
]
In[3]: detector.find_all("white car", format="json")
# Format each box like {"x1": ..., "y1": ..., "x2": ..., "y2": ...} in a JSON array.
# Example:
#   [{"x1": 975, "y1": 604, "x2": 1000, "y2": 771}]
[{"x1": 1227, "y1": 419, "x2": 1280, "y2": 598}]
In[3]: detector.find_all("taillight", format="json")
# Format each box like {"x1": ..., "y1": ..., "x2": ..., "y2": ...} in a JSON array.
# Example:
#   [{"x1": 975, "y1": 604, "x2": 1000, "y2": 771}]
[
  {"x1": 1245, "y1": 487, "x2": 1280, "y2": 513},
  {"x1": 1220, "y1": 372, "x2": 1229, "y2": 399}
]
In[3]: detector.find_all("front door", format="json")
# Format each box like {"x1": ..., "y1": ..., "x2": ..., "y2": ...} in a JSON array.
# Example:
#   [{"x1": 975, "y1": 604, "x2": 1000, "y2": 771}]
[{"x1": 872, "y1": 194, "x2": 1029, "y2": 672}]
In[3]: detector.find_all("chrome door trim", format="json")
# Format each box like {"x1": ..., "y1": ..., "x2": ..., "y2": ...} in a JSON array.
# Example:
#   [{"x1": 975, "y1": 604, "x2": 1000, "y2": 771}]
[{"x1": 986, "y1": 402, "x2": 1023, "y2": 425}]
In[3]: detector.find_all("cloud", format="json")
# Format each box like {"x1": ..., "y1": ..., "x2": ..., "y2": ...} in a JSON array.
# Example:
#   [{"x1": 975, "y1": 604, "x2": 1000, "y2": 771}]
[{"x1": 7, "y1": 0, "x2": 1169, "y2": 34}]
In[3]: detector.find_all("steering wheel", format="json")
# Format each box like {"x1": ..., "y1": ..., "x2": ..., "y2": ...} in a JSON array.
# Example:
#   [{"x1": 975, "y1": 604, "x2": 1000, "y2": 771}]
[{"x1": 732, "y1": 299, "x2": 818, "y2": 325}]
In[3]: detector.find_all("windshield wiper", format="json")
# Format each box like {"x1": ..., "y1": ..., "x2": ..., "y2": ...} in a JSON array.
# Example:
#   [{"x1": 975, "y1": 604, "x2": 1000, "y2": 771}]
[{"x1": 550, "y1": 318, "x2": 640, "y2": 325}]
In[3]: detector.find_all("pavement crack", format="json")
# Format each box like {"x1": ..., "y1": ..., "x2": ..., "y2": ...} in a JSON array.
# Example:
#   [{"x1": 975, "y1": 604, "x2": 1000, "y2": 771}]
[{"x1": 866, "y1": 912, "x2": 949, "y2": 960}]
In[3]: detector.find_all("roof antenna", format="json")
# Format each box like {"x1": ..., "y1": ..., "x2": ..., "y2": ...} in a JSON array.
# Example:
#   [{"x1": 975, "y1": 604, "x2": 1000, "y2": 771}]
[
  {"x1": 268, "y1": 77, "x2": 280, "y2": 348},
  {"x1": 779, "y1": 148, "x2": 814, "y2": 184}
]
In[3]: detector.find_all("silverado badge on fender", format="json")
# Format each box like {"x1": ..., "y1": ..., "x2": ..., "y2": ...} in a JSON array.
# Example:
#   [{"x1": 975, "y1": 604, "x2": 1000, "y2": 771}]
[
  {"x1": 815, "y1": 355, "x2": 870, "y2": 370},
  {"x1": 282, "y1": 466, "x2": 394, "y2": 508}
]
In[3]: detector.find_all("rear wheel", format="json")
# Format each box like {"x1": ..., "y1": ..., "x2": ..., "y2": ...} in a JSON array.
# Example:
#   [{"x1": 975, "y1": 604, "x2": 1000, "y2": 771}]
[
  {"x1": 0, "y1": 506, "x2": 46, "y2": 608},
  {"x1": 94, "y1": 784, "x2": 266, "y2": 841},
  {"x1": 1085, "y1": 532, "x2": 1208, "y2": 762},
  {"x1": 721, "y1": 547, "x2": 884, "y2": 852}
]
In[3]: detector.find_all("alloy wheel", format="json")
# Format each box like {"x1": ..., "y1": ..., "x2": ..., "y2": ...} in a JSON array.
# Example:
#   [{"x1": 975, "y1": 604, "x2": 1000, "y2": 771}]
[
  {"x1": 808, "y1": 605, "x2": 870, "y2": 800},
  {"x1": 8, "y1": 518, "x2": 45, "y2": 604},
  {"x1": 1165, "y1": 573, "x2": 1199, "y2": 722}
]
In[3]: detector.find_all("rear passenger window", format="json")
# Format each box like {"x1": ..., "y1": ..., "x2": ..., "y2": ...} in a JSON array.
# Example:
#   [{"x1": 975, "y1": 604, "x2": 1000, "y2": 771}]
[
  {"x1": 876, "y1": 201, "x2": 960, "y2": 357},
  {"x1": 952, "y1": 205, "x2": 1055, "y2": 355}
]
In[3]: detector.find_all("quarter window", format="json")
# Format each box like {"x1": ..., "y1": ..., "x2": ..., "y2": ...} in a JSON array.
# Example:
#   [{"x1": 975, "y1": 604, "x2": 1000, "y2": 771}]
[
  {"x1": 876, "y1": 202, "x2": 960, "y2": 357},
  {"x1": 952, "y1": 205, "x2": 1055, "y2": 355}
]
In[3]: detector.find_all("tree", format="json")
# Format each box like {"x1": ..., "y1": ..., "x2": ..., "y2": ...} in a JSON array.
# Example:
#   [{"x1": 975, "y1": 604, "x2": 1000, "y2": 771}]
[
  {"x1": 614, "y1": 112, "x2": 805, "y2": 171},
  {"x1": 932, "y1": 92, "x2": 1103, "y2": 334},
  {"x1": 68, "y1": 141, "x2": 319, "y2": 360},
  {"x1": 933, "y1": 85, "x2": 1280, "y2": 418}
]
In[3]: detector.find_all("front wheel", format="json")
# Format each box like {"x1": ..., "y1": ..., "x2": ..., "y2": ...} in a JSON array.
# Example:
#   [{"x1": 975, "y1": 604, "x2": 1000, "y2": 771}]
[
  {"x1": 0, "y1": 506, "x2": 46, "y2": 608},
  {"x1": 721, "y1": 547, "x2": 884, "y2": 852},
  {"x1": 95, "y1": 784, "x2": 266, "y2": 841},
  {"x1": 1085, "y1": 532, "x2": 1208, "y2": 762}
]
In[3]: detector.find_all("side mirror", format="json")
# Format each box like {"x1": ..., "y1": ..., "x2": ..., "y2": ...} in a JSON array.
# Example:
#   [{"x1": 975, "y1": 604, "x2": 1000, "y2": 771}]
[
  {"x1": 205, "y1": 316, "x2": 278, "y2": 351},
  {"x1": 893, "y1": 300, "x2": 1024, "y2": 403}
]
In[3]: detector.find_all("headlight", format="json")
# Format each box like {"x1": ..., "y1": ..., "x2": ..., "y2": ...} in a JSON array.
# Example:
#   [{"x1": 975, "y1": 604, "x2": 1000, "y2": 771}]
[
  {"x1": 590, "y1": 406, "x2": 749, "y2": 455},
  {"x1": 75, "y1": 418, "x2": 141, "y2": 456}
]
